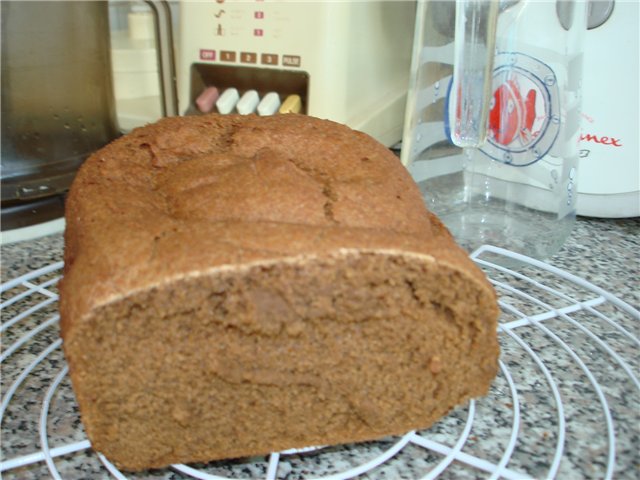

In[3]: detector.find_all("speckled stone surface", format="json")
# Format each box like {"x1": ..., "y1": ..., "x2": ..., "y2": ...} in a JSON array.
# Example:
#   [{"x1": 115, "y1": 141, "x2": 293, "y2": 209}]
[{"x1": 1, "y1": 216, "x2": 638, "y2": 479}]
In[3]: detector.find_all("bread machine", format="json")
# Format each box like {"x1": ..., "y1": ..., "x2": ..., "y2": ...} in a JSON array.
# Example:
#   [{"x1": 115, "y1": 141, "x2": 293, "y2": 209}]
[
  {"x1": 176, "y1": 1, "x2": 416, "y2": 147},
  {"x1": 577, "y1": 0, "x2": 639, "y2": 217}
]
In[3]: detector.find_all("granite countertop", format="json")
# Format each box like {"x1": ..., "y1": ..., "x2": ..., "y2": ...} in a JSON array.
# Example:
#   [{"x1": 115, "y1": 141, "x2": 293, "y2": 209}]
[{"x1": 1, "y1": 216, "x2": 638, "y2": 479}]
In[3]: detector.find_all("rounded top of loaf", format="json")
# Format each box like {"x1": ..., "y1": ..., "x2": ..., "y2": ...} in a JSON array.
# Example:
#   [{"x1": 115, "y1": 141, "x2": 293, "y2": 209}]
[{"x1": 61, "y1": 114, "x2": 489, "y2": 325}]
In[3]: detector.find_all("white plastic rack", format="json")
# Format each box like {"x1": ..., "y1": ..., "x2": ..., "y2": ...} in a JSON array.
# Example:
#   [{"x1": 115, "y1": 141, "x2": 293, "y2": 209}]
[{"x1": 1, "y1": 246, "x2": 638, "y2": 479}]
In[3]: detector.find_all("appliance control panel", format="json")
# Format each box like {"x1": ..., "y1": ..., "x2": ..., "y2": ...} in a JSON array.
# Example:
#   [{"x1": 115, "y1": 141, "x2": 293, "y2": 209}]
[
  {"x1": 178, "y1": 0, "x2": 315, "y2": 116},
  {"x1": 177, "y1": 0, "x2": 416, "y2": 146}
]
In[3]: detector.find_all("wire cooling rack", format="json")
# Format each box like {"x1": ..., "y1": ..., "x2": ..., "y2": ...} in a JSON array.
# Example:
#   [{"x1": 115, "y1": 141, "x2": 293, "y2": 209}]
[{"x1": 1, "y1": 245, "x2": 638, "y2": 479}]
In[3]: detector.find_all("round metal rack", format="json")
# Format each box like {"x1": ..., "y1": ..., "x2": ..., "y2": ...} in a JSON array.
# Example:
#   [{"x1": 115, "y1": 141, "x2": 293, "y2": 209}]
[{"x1": 1, "y1": 246, "x2": 638, "y2": 479}]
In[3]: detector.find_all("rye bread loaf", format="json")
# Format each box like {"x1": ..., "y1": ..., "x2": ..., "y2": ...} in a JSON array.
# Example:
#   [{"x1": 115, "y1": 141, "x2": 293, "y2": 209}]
[{"x1": 59, "y1": 113, "x2": 500, "y2": 471}]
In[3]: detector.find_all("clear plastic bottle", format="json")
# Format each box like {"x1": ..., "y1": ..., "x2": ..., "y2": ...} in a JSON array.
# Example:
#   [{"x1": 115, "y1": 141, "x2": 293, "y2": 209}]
[{"x1": 402, "y1": 0, "x2": 586, "y2": 263}]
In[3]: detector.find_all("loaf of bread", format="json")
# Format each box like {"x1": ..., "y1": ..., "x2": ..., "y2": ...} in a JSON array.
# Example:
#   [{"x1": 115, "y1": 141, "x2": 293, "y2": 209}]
[{"x1": 59, "y1": 113, "x2": 499, "y2": 471}]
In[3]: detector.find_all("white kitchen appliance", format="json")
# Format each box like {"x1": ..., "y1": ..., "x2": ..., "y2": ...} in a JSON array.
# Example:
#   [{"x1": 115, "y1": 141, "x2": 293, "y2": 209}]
[
  {"x1": 577, "y1": 0, "x2": 640, "y2": 217},
  {"x1": 176, "y1": 0, "x2": 416, "y2": 147}
]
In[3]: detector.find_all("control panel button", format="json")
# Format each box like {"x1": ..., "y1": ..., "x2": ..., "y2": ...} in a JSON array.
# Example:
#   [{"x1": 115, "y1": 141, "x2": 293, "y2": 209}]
[
  {"x1": 282, "y1": 55, "x2": 301, "y2": 67},
  {"x1": 236, "y1": 90, "x2": 260, "y2": 114},
  {"x1": 220, "y1": 50, "x2": 236, "y2": 62},
  {"x1": 216, "y1": 87, "x2": 239, "y2": 114},
  {"x1": 279, "y1": 94, "x2": 302, "y2": 114},
  {"x1": 261, "y1": 53, "x2": 278, "y2": 65},
  {"x1": 196, "y1": 86, "x2": 219, "y2": 113},
  {"x1": 257, "y1": 92, "x2": 281, "y2": 116},
  {"x1": 240, "y1": 52, "x2": 257, "y2": 64},
  {"x1": 199, "y1": 49, "x2": 216, "y2": 61}
]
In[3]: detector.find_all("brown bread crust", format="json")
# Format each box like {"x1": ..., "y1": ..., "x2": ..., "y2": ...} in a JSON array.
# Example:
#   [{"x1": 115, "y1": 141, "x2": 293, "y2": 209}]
[{"x1": 60, "y1": 113, "x2": 499, "y2": 471}]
